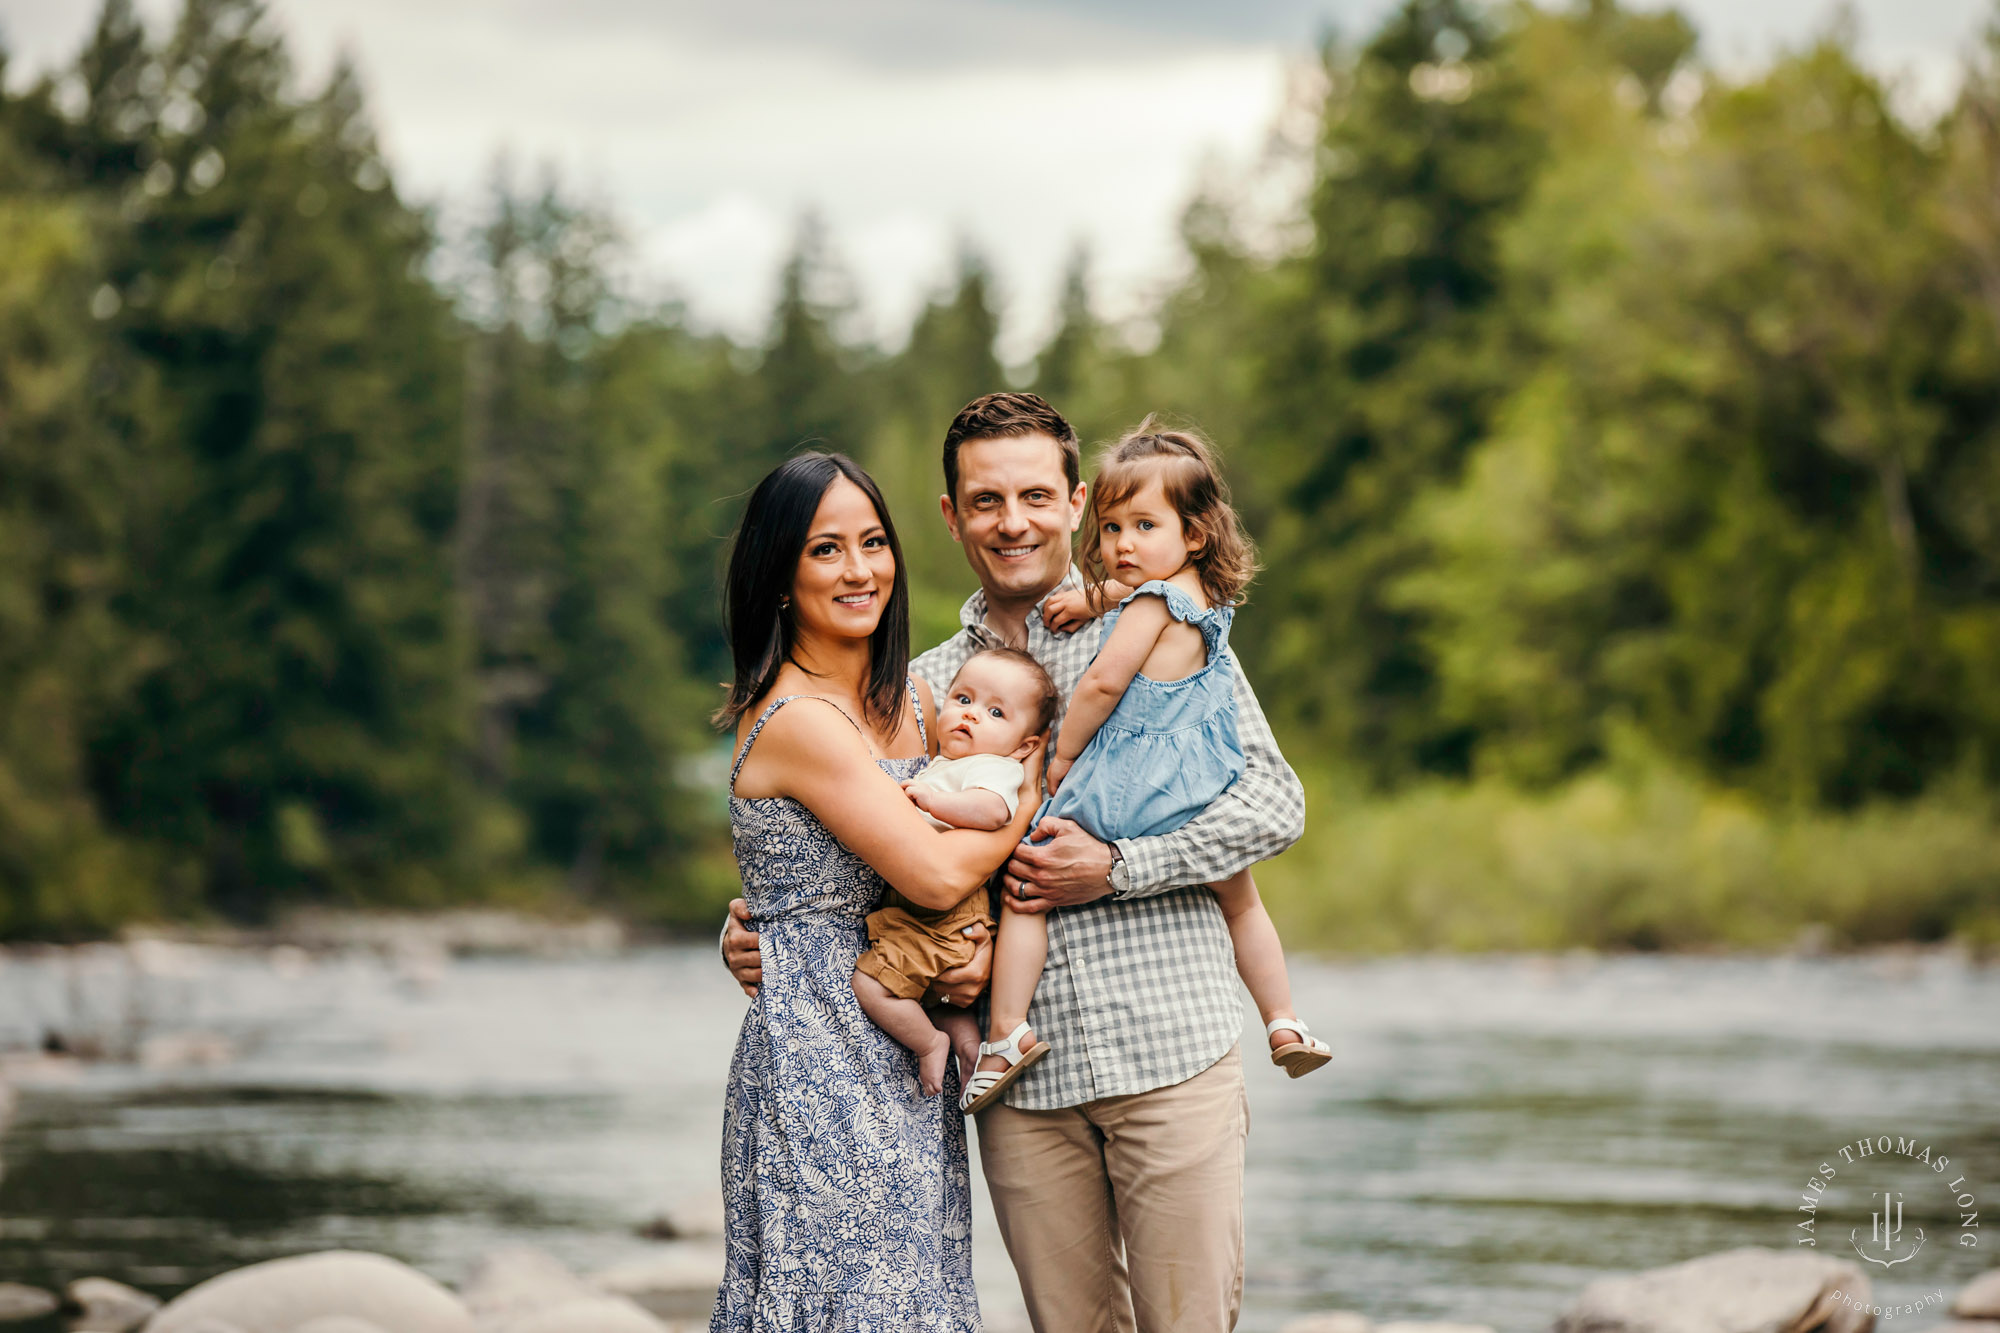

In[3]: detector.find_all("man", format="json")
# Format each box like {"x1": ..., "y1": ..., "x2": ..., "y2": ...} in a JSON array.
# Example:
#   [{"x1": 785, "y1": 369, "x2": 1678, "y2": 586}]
[{"x1": 723, "y1": 392, "x2": 1305, "y2": 1331}]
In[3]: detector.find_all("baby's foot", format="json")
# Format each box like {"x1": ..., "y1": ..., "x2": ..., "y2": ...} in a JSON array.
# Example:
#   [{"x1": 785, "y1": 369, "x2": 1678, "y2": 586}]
[
  {"x1": 973, "y1": 1023, "x2": 1039, "y2": 1080},
  {"x1": 916, "y1": 1029, "x2": 953, "y2": 1098},
  {"x1": 1266, "y1": 1017, "x2": 1306, "y2": 1051}
]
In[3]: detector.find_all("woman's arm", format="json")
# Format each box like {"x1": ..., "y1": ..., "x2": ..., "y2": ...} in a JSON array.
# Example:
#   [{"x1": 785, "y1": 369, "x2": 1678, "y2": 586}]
[
  {"x1": 1055, "y1": 595, "x2": 1172, "y2": 766},
  {"x1": 748, "y1": 701, "x2": 1039, "y2": 911}
]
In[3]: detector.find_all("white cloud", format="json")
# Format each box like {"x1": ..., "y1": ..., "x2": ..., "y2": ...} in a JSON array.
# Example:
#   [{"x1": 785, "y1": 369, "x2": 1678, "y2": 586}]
[{"x1": 5, "y1": 0, "x2": 1992, "y2": 361}]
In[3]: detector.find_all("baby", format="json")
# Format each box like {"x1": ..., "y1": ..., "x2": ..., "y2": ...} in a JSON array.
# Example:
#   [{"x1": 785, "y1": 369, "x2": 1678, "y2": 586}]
[{"x1": 851, "y1": 647, "x2": 1057, "y2": 1097}]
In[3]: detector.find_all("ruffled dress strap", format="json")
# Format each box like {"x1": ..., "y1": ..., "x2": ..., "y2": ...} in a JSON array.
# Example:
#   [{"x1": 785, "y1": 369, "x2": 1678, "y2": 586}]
[
  {"x1": 728, "y1": 695, "x2": 868, "y2": 793},
  {"x1": 1116, "y1": 578, "x2": 1234, "y2": 660}
]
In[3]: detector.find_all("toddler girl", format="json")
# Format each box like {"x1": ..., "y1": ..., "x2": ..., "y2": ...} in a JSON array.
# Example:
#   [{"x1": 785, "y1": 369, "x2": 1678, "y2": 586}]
[{"x1": 961, "y1": 423, "x2": 1329, "y2": 1113}]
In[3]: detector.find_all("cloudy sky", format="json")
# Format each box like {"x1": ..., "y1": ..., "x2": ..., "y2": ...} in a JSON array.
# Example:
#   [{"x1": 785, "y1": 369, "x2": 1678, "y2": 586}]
[{"x1": 3, "y1": 0, "x2": 1991, "y2": 359}]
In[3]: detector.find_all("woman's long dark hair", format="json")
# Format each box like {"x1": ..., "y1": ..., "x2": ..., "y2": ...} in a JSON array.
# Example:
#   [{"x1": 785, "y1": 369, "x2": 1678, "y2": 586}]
[{"x1": 715, "y1": 452, "x2": 913, "y2": 736}]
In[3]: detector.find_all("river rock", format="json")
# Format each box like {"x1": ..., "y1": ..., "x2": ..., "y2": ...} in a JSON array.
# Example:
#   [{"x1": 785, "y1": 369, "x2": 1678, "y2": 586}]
[
  {"x1": 1553, "y1": 1246, "x2": 1871, "y2": 1333},
  {"x1": 590, "y1": 1243, "x2": 724, "y2": 1322},
  {"x1": 66, "y1": 1276, "x2": 159, "y2": 1331},
  {"x1": 0, "y1": 1283, "x2": 58, "y2": 1322},
  {"x1": 487, "y1": 1299, "x2": 667, "y2": 1333},
  {"x1": 291, "y1": 1320, "x2": 388, "y2": 1333},
  {"x1": 1955, "y1": 1269, "x2": 2000, "y2": 1318},
  {"x1": 1379, "y1": 1324, "x2": 1495, "y2": 1333},
  {"x1": 1280, "y1": 1315, "x2": 1373, "y2": 1333},
  {"x1": 459, "y1": 1246, "x2": 600, "y2": 1322},
  {"x1": 148, "y1": 1251, "x2": 474, "y2": 1333}
]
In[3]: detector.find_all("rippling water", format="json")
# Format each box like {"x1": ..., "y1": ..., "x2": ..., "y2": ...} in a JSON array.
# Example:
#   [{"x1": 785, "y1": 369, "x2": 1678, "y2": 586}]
[{"x1": 1, "y1": 944, "x2": 1996, "y2": 1331}]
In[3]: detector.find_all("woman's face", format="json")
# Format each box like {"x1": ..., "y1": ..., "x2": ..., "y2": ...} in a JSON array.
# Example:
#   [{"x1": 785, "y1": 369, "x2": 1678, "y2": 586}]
[{"x1": 791, "y1": 477, "x2": 897, "y2": 645}]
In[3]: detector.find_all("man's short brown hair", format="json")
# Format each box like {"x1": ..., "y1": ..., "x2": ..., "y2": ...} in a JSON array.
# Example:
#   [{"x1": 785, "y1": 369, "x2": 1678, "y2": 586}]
[{"x1": 941, "y1": 392, "x2": 1081, "y2": 504}]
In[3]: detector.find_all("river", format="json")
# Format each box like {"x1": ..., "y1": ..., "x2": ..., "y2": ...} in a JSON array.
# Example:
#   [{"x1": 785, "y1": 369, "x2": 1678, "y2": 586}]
[{"x1": 1, "y1": 943, "x2": 1996, "y2": 1330}]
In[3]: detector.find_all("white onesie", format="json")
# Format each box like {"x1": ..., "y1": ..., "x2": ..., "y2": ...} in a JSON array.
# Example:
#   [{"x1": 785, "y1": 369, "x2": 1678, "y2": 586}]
[{"x1": 907, "y1": 752, "x2": 1024, "y2": 831}]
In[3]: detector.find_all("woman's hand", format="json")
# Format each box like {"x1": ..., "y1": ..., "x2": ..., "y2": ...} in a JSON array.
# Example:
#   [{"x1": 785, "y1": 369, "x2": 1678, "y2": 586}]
[{"x1": 926, "y1": 921, "x2": 992, "y2": 1008}]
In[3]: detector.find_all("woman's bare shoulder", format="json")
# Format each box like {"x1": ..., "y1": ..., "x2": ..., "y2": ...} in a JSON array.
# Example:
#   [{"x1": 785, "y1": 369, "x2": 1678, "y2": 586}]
[{"x1": 731, "y1": 695, "x2": 873, "y2": 797}]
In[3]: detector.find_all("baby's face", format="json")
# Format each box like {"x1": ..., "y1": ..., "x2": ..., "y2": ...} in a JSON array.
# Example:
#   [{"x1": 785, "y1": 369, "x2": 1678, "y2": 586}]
[{"x1": 937, "y1": 657, "x2": 1044, "y2": 761}]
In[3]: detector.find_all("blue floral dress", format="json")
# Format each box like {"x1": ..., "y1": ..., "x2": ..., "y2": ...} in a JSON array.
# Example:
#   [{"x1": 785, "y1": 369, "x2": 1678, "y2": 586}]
[{"x1": 713, "y1": 679, "x2": 980, "y2": 1333}]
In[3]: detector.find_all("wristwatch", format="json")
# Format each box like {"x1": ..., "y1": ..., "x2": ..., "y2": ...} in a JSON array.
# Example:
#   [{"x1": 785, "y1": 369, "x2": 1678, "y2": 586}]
[{"x1": 1107, "y1": 843, "x2": 1129, "y2": 899}]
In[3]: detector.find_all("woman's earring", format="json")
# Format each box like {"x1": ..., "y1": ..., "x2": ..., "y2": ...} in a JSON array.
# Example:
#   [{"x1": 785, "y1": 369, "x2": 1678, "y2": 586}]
[{"x1": 780, "y1": 595, "x2": 791, "y2": 608}]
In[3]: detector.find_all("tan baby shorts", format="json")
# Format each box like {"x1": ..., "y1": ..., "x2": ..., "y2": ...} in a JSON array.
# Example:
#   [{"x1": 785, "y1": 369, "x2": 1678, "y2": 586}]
[{"x1": 856, "y1": 888, "x2": 996, "y2": 1000}]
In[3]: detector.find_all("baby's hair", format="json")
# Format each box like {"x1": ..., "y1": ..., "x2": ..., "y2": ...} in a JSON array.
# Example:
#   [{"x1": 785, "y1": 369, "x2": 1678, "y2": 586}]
[
  {"x1": 1084, "y1": 417, "x2": 1258, "y2": 607},
  {"x1": 958, "y1": 647, "x2": 1060, "y2": 733}
]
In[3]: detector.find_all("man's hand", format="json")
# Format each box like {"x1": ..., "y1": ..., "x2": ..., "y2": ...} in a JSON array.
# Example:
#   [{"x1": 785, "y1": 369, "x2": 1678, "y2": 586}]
[
  {"x1": 925, "y1": 921, "x2": 992, "y2": 1007},
  {"x1": 1002, "y1": 817, "x2": 1114, "y2": 915},
  {"x1": 723, "y1": 899, "x2": 761, "y2": 996}
]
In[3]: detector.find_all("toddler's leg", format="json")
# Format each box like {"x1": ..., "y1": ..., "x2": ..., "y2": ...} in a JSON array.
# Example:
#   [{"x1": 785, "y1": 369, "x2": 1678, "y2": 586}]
[
  {"x1": 852, "y1": 969, "x2": 953, "y2": 1097},
  {"x1": 933, "y1": 1005, "x2": 982, "y2": 1087},
  {"x1": 1211, "y1": 868, "x2": 1306, "y2": 1050},
  {"x1": 975, "y1": 900, "x2": 1049, "y2": 1078}
]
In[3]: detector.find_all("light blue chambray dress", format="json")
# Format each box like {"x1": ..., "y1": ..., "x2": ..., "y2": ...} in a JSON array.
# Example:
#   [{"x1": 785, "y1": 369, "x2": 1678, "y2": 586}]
[
  {"x1": 1035, "y1": 579, "x2": 1245, "y2": 843},
  {"x1": 713, "y1": 679, "x2": 980, "y2": 1333}
]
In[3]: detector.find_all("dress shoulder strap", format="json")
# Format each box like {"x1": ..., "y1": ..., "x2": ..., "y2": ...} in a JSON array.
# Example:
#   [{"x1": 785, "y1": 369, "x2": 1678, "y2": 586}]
[
  {"x1": 906, "y1": 674, "x2": 927, "y2": 747},
  {"x1": 1116, "y1": 579, "x2": 1232, "y2": 660},
  {"x1": 728, "y1": 695, "x2": 868, "y2": 791}
]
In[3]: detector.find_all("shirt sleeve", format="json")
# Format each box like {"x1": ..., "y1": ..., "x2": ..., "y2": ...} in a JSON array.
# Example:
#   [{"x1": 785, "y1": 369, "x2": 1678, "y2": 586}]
[
  {"x1": 1110, "y1": 655, "x2": 1305, "y2": 898},
  {"x1": 960, "y1": 755, "x2": 1025, "y2": 817}
]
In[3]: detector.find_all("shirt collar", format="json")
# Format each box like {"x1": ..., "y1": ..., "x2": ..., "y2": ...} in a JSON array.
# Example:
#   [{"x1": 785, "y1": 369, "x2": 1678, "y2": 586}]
[{"x1": 958, "y1": 565, "x2": 1087, "y2": 644}]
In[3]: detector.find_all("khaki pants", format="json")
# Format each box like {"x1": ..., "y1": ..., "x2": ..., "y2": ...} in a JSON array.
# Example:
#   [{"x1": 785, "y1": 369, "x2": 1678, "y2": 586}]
[{"x1": 976, "y1": 1046, "x2": 1249, "y2": 1332}]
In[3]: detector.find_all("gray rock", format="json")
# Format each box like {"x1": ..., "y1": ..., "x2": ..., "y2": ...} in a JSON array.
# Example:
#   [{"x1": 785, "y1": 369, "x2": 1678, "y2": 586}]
[
  {"x1": 148, "y1": 1251, "x2": 473, "y2": 1333},
  {"x1": 1280, "y1": 1316, "x2": 1373, "y2": 1333},
  {"x1": 1955, "y1": 1270, "x2": 2000, "y2": 1319},
  {"x1": 1378, "y1": 1324, "x2": 1495, "y2": 1333},
  {"x1": 0, "y1": 1283, "x2": 59, "y2": 1322},
  {"x1": 66, "y1": 1276, "x2": 159, "y2": 1331},
  {"x1": 589, "y1": 1244, "x2": 724, "y2": 1322},
  {"x1": 487, "y1": 1298, "x2": 667, "y2": 1333},
  {"x1": 290, "y1": 1319, "x2": 388, "y2": 1333},
  {"x1": 1553, "y1": 1246, "x2": 1871, "y2": 1333},
  {"x1": 459, "y1": 1247, "x2": 600, "y2": 1323}
]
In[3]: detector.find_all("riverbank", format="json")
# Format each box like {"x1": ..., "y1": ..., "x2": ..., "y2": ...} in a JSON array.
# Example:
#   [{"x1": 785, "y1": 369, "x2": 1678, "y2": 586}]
[{"x1": 1261, "y1": 763, "x2": 2000, "y2": 955}]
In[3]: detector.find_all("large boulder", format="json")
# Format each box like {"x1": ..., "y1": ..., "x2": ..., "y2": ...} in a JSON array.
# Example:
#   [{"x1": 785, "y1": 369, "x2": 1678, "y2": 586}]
[
  {"x1": 1554, "y1": 1247, "x2": 1871, "y2": 1333},
  {"x1": 0, "y1": 1283, "x2": 58, "y2": 1322},
  {"x1": 147, "y1": 1252, "x2": 473, "y2": 1333},
  {"x1": 1954, "y1": 1269, "x2": 2000, "y2": 1319},
  {"x1": 589, "y1": 1243, "x2": 723, "y2": 1322},
  {"x1": 67, "y1": 1276, "x2": 159, "y2": 1331},
  {"x1": 457, "y1": 1247, "x2": 666, "y2": 1333}
]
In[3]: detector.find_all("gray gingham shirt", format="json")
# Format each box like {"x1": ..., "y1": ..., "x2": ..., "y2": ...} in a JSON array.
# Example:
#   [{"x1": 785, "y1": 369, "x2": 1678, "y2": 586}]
[{"x1": 912, "y1": 567, "x2": 1306, "y2": 1110}]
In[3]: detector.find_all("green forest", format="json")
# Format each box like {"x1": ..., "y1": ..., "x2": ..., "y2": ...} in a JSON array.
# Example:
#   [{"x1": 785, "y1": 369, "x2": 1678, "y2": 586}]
[{"x1": 4, "y1": 0, "x2": 1999, "y2": 950}]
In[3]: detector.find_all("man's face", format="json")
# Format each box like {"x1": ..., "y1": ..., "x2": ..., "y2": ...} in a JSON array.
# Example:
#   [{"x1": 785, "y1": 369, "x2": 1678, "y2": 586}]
[{"x1": 940, "y1": 433, "x2": 1086, "y2": 608}]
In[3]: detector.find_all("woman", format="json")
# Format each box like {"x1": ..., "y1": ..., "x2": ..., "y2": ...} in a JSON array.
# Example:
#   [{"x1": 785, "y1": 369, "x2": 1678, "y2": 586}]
[{"x1": 712, "y1": 452, "x2": 1038, "y2": 1332}]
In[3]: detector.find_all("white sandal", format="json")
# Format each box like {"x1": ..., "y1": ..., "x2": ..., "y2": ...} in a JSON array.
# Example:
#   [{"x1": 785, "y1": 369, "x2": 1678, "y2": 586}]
[
  {"x1": 1267, "y1": 1016, "x2": 1331, "y2": 1079},
  {"x1": 958, "y1": 1022, "x2": 1049, "y2": 1114}
]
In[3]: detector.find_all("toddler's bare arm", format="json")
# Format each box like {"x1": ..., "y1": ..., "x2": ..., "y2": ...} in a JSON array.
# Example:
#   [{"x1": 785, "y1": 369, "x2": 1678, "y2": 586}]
[{"x1": 909, "y1": 784, "x2": 1013, "y2": 831}]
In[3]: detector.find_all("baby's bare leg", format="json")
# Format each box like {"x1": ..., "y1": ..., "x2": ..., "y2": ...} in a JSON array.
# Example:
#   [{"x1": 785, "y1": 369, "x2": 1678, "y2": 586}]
[
  {"x1": 852, "y1": 969, "x2": 952, "y2": 1096},
  {"x1": 1211, "y1": 868, "x2": 1303, "y2": 1047},
  {"x1": 975, "y1": 900, "x2": 1049, "y2": 1077},
  {"x1": 933, "y1": 1005, "x2": 982, "y2": 1085}
]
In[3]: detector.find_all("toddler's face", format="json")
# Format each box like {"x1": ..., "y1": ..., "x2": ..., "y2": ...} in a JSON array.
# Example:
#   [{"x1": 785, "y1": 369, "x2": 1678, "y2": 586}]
[
  {"x1": 937, "y1": 656, "x2": 1044, "y2": 761},
  {"x1": 1096, "y1": 476, "x2": 1199, "y2": 585}
]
